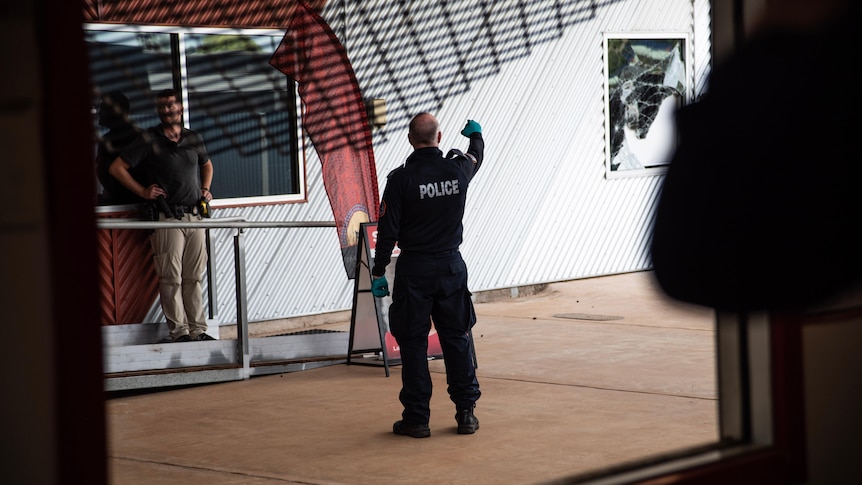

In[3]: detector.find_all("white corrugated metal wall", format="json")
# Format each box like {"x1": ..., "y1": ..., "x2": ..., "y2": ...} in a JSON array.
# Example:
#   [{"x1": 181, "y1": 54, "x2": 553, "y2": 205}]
[{"x1": 208, "y1": 0, "x2": 712, "y2": 324}]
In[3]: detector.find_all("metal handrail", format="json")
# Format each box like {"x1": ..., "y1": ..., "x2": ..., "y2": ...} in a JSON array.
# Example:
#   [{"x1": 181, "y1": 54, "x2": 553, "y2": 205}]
[
  {"x1": 96, "y1": 217, "x2": 336, "y2": 230},
  {"x1": 97, "y1": 216, "x2": 338, "y2": 386}
]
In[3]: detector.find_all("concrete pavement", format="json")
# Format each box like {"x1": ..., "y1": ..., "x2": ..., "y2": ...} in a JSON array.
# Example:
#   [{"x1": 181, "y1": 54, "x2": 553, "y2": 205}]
[{"x1": 106, "y1": 270, "x2": 718, "y2": 484}]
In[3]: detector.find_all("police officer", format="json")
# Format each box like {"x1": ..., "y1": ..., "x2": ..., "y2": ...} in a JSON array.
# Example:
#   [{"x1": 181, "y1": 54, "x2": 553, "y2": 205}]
[{"x1": 371, "y1": 113, "x2": 484, "y2": 438}]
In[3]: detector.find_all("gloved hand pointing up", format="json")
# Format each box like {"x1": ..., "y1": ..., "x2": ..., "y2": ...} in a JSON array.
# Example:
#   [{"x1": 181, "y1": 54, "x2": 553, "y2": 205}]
[{"x1": 461, "y1": 120, "x2": 482, "y2": 137}]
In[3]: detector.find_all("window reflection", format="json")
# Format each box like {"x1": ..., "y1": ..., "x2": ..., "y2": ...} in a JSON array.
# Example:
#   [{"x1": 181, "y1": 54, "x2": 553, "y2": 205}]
[
  {"x1": 85, "y1": 28, "x2": 301, "y2": 205},
  {"x1": 184, "y1": 33, "x2": 298, "y2": 199}
]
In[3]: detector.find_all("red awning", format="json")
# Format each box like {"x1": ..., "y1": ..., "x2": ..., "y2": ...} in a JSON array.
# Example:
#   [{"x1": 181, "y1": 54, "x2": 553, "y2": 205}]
[{"x1": 82, "y1": 0, "x2": 327, "y2": 28}]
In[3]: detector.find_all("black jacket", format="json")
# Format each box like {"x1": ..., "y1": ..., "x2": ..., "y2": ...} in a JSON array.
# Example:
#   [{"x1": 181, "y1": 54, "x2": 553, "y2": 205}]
[{"x1": 372, "y1": 134, "x2": 484, "y2": 276}]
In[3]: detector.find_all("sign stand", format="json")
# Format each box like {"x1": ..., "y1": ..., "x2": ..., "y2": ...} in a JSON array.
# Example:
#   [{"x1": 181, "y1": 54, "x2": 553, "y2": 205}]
[
  {"x1": 347, "y1": 222, "x2": 452, "y2": 376},
  {"x1": 347, "y1": 223, "x2": 394, "y2": 376}
]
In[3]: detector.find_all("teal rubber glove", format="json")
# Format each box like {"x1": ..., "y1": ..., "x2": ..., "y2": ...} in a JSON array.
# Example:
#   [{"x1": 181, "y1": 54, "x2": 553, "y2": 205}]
[
  {"x1": 371, "y1": 276, "x2": 390, "y2": 297},
  {"x1": 461, "y1": 120, "x2": 482, "y2": 137}
]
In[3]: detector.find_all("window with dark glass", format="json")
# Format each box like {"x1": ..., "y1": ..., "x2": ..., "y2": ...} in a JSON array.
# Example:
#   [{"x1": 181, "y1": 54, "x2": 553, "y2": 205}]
[{"x1": 85, "y1": 28, "x2": 301, "y2": 205}]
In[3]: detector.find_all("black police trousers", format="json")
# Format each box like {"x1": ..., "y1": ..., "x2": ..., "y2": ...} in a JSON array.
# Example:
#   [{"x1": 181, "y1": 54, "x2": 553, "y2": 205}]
[{"x1": 389, "y1": 251, "x2": 481, "y2": 425}]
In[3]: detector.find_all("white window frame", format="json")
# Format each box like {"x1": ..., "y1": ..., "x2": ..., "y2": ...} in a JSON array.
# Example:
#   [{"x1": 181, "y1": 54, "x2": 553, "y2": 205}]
[
  {"x1": 84, "y1": 23, "x2": 307, "y2": 208},
  {"x1": 603, "y1": 32, "x2": 692, "y2": 180}
]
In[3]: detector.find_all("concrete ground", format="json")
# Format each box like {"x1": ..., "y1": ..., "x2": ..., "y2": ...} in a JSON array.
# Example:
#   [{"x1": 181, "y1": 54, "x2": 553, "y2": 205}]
[{"x1": 106, "y1": 270, "x2": 718, "y2": 485}]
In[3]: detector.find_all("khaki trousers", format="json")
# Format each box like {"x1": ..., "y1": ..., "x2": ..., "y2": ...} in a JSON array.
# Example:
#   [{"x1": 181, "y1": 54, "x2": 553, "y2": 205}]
[{"x1": 151, "y1": 213, "x2": 208, "y2": 339}]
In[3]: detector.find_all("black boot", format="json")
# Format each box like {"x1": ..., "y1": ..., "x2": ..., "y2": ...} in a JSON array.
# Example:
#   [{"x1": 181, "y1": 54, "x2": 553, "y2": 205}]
[
  {"x1": 455, "y1": 407, "x2": 479, "y2": 434},
  {"x1": 393, "y1": 420, "x2": 431, "y2": 438}
]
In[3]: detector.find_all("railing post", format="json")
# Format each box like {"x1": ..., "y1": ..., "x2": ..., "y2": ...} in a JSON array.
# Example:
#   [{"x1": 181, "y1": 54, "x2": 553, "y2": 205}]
[
  {"x1": 233, "y1": 228, "x2": 251, "y2": 378},
  {"x1": 205, "y1": 228, "x2": 217, "y2": 320}
]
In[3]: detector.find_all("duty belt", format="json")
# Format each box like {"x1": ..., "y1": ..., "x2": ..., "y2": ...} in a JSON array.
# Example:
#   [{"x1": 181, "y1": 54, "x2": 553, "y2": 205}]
[
  {"x1": 171, "y1": 205, "x2": 200, "y2": 216},
  {"x1": 150, "y1": 201, "x2": 199, "y2": 219},
  {"x1": 402, "y1": 248, "x2": 459, "y2": 258}
]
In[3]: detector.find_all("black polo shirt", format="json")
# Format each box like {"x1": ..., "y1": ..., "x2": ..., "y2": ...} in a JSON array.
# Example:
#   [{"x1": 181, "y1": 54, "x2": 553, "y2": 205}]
[{"x1": 120, "y1": 125, "x2": 210, "y2": 206}]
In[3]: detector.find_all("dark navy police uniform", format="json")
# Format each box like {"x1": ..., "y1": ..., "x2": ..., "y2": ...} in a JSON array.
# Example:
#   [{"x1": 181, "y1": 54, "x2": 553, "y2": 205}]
[{"x1": 372, "y1": 133, "x2": 484, "y2": 425}]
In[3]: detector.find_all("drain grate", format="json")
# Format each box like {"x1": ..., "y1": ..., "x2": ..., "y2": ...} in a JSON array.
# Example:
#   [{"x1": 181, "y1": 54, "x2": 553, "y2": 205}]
[
  {"x1": 553, "y1": 313, "x2": 624, "y2": 321},
  {"x1": 272, "y1": 329, "x2": 348, "y2": 337}
]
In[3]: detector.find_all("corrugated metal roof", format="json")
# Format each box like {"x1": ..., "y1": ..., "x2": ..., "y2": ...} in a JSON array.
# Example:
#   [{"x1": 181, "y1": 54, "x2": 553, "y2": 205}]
[{"x1": 82, "y1": 0, "x2": 329, "y2": 28}]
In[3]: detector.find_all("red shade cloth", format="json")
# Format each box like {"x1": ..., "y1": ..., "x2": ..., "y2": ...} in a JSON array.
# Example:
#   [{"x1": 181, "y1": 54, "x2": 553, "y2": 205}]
[{"x1": 270, "y1": 0, "x2": 379, "y2": 278}]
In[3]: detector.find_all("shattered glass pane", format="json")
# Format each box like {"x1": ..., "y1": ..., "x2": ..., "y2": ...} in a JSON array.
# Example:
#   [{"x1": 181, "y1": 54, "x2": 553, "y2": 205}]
[{"x1": 607, "y1": 38, "x2": 685, "y2": 171}]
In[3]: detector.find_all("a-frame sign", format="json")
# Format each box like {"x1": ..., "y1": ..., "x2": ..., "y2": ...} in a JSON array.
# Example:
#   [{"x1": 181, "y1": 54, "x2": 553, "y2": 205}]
[{"x1": 347, "y1": 222, "x2": 443, "y2": 376}]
